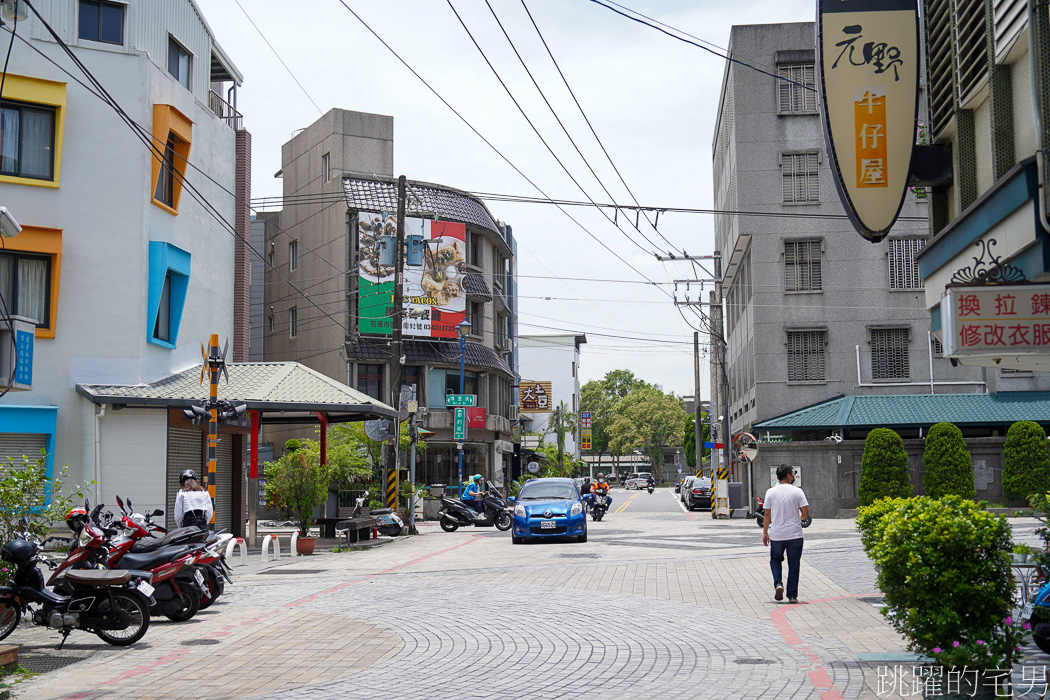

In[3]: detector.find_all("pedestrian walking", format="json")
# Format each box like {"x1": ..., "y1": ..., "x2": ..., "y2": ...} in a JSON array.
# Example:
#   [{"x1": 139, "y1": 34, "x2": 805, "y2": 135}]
[
  {"x1": 761, "y1": 464, "x2": 810, "y2": 604},
  {"x1": 175, "y1": 469, "x2": 213, "y2": 531}
]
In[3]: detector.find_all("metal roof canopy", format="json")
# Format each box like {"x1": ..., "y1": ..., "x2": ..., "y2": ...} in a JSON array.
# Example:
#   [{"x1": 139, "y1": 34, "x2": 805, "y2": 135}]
[{"x1": 76, "y1": 361, "x2": 398, "y2": 424}]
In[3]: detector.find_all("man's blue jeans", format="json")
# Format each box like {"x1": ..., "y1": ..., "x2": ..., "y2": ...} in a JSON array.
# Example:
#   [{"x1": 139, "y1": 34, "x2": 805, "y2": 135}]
[{"x1": 769, "y1": 538, "x2": 804, "y2": 599}]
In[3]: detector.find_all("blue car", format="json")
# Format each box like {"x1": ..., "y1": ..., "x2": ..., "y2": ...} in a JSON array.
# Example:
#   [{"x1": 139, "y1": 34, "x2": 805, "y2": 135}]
[{"x1": 511, "y1": 477, "x2": 588, "y2": 544}]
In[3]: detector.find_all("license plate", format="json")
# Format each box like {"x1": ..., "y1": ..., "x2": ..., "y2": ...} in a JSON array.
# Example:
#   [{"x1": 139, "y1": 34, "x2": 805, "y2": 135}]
[
  {"x1": 137, "y1": 581, "x2": 155, "y2": 598},
  {"x1": 540, "y1": 520, "x2": 556, "y2": 529},
  {"x1": 1023, "y1": 602, "x2": 1035, "y2": 620},
  {"x1": 193, "y1": 569, "x2": 205, "y2": 587}
]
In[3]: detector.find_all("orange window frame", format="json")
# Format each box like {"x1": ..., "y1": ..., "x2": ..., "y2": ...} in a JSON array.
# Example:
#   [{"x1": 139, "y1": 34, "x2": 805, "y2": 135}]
[
  {"x1": 1, "y1": 225, "x2": 62, "y2": 339},
  {"x1": 150, "y1": 105, "x2": 192, "y2": 215}
]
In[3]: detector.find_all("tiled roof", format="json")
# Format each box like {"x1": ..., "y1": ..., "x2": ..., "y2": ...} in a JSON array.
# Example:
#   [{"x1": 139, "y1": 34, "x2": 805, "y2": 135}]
[
  {"x1": 342, "y1": 177, "x2": 502, "y2": 237},
  {"x1": 345, "y1": 337, "x2": 513, "y2": 376},
  {"x1": 462, "y1": 273, "x2": 492, "y2": 299},
  {"x1": 76, "y1": 362, "x2": 397, "y2": 420},
  {"x1": 754, "y1": 392, "x2": 1050, "y2": 431}
]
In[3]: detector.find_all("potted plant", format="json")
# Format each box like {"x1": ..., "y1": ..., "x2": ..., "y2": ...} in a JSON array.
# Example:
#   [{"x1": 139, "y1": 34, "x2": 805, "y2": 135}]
[
  {"x1": 263, "y1": 444, "x2": 329, "y2": 555},
  {"x1": 1012, "y1": 543, "x2": 1032, "y2": 563},
  {"x1": 865, "y1": 495, "x2": 1025, "y2": 698}
]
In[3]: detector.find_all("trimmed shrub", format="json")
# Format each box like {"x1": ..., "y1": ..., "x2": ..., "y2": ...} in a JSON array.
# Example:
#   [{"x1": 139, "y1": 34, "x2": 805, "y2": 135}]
[
  {"x1": 922, "y1": 422, "x2": 975, "y2": 499},
  {"x1": 868, "y1": 495, "x2": 1016, "y2": 667},
  {"x1": 1002, "y1": 421, "x2": 1050, "y2": 502},
  {"x1": 858, "y1": 428, "x2": 912, "y2": 506},
  {"x1": 855, "y1": 496, "x2": 909, "y2": 553}
]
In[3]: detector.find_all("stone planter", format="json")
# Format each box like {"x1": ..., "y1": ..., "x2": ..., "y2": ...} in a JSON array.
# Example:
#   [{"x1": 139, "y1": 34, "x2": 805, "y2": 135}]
[{"x1": 422, "y1": 498, "x2": 442, "y2": 521}]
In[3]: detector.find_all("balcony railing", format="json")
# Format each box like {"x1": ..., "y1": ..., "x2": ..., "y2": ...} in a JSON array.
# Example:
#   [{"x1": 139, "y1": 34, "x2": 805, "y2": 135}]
[{"x1": 209, "y1": 89, "x2": 243, "y2": 129}]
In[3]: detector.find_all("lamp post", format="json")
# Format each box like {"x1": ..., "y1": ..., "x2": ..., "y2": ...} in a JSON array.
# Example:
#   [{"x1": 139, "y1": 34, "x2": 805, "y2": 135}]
[{"x1": 456, "y1": 319, "x2": 471, "y2": 490}]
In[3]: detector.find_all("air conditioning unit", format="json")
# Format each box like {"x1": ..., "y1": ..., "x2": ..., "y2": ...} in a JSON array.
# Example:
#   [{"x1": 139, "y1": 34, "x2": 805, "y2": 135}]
[{"x1": 508, "y1": 405, "x2": 519, "y2": 421}]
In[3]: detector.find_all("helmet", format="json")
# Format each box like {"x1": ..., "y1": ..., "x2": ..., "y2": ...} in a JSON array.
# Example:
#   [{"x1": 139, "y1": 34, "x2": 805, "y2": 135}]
[
  {"x1": 1, "y1": 539, "x2": 35, "y2": 564},
  {"x1": 472, "y1": 474, "x2": 482, "y2": 481},
  {"x1": 65, "y1": 505, "x2": 88, "y2": 533},
  {"x1": 179, "y1": 469, "x2": 198, "y2": 485},
  {"x1": 598, "y1": 473, "x2": 605, "y2": 479}
]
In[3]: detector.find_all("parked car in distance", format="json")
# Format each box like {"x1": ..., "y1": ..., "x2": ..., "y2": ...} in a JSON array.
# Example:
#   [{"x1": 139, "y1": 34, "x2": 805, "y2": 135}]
[
  {"x1": 679, "y1": 475, "x2": 695, "y2": 503},
  {"x1": 511, "y1": 477, "x2": 588, "y2": 544},
  {"x1": 685, "y1": 476, "x2": 712, "y2": 510},
  {"x1": 624, "y1": 473, "x2": 653, "y2": 490}
]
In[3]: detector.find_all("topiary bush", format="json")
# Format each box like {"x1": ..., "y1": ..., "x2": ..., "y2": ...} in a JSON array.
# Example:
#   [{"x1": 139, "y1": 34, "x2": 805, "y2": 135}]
[
  {"x1": 858, "y1": 428, "x2": 912, "y2": 506},
  {"x1": 922, "y1": 422, "x2": 975, "y2": 499},
  {"x1": 1003, "y1": 421, "x2": 1050, "y2": 502},
  {"x1": 856, "y1": 496, "x2": 909, "y2": 553},
  {"x1": 868, "y1": 495, "x2": 1018, "y2": 668}
]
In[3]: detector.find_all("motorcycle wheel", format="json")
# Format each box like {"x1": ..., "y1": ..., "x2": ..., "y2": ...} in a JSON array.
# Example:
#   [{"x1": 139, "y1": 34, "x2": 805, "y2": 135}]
[
  {"x1": 198, "y1": 574, "x2": 222, "y2": 611},
  {"x1": 94, "y1": 591, "x2": 150, "y2": 646},
  {"x1": 495, "y1": 512, "x2": 512, "y2": 532},
  {"x1": 0, "y1": 599, "x2": 19, "y2": 642},
  {"x1": 1034, "y1": 624, "x2": 1050, "y2": 655},
  {"x1": 164, "y1": 589, "x2": 200, "y2": 622},
  {"x1": 439, "y1": 518, "x2": 458, "y2": 533},
  {"x1": 801, "y1": 515, "x2": 812, "y2": 528},
  {"x1": 756, "y1": 515, "x2": 764, "y2": 527},
  {"x1": 593, "y1": 508, "x2": 604, "y2": 522}
]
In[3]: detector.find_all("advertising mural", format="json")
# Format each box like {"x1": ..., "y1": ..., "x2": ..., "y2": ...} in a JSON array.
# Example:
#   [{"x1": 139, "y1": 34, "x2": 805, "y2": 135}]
[{"x1": 357, "y1": 213, "x2": 466, "y2": 338}]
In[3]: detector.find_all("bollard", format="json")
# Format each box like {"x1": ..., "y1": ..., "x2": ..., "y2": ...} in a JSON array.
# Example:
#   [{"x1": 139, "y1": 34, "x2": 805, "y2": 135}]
[
  {"x1": 261, "y1": 534, "x2": 282, "y2": 562},
  {"x1": 224, "y1": 537, "x2": 248, "y2": 566},
  {"x1": 372, "y1": 527, "x2": 378, "y2": 540},
  {"x1": 290, "y1": 530, "x2": 299, "y2": 556}
]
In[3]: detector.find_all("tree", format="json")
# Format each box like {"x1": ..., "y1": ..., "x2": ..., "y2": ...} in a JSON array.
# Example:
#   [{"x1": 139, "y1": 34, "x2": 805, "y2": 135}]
[
  {"x1": 0, "y1": 453, "x2": 91, "y2": 555},
  {"x1": 683, "y1": 412, "x2": 711, "y2": 469},
  {"x1": 922, "y1": 422, "x2": 975, "y2": 499},
  {"x1": 581, "y1": 370, "x2": 653, "y2": 472},
  {"x1": 857, "y1": 428, "x2": 912, "y2": 505},
  {"x1": 1002, "y1": 421, "x2": 1050, "y2": 502},
  {"x1": 264, "y1": 448, "x2": 328, "y2": 536},
  {"x1": 607, "y1": 386, "x2": 687, "y2": 474}
]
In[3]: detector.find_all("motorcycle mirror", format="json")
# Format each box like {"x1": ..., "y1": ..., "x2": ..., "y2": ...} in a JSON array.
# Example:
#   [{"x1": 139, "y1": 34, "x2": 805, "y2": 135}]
[
  {"x1": 151, "y1": 509, "x2": 163, "y2": 517},
  {"x1": 127, "y1": 497, "x2": 134, "y2": 510},
  {"x1": 115, "y1": 495, "x2": 125, "y2": 512},
  {"x1": 84, "y1": 498, "x2": 90, "y2": 511}
]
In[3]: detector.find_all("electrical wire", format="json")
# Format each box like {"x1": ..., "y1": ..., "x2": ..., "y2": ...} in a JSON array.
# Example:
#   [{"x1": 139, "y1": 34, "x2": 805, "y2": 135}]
[{"x1": 0, "y1": 9, "x2": 19, "y2": 399}]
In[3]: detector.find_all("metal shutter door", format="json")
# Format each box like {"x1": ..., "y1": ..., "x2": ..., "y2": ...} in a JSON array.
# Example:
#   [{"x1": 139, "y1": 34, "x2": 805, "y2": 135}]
[
  {"x1": 0, "y1": 433, "x2": 47, "y2": 470},
  {"x1": 214, "y1": 436, "x2": 233, "y2": 532},
  {"x1": 167, "y1": 427, "x2": 203, "y2": 529}
]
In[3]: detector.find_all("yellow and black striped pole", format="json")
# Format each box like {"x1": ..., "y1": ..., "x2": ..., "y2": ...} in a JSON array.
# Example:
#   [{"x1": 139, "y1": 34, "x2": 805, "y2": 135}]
[
  {"x1": 716, "y1": 467, "x2": 729, "y2": 480},
  {"x1": 385, "y1": 464, "x2": 398, "y2": 510},
  {"x1": 206, "y1": 333, "x2": 219, "y2": 524}
]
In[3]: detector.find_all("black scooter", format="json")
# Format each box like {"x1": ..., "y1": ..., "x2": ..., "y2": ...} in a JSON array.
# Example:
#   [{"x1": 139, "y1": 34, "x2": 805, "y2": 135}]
[
  {"x1": 439, "y1": 491, "x2": 512, "y2": 532},
  {"x1": 754, "y1": 496, "x2": 812, "y2": 528}
]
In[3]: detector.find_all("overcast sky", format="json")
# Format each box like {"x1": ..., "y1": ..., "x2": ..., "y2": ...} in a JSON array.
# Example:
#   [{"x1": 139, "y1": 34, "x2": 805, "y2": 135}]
[{"x1": 196, "y1": 0, "x2": 814, "y2": 398}]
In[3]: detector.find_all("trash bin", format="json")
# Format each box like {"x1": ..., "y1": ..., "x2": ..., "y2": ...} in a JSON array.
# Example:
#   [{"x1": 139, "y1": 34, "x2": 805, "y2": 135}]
[
  {"x1": 430, "y1": 484, "x2": 446, "y2": 498},
  {"x1": 728, "y1": 482, "x2": 745, "y2": 510}
]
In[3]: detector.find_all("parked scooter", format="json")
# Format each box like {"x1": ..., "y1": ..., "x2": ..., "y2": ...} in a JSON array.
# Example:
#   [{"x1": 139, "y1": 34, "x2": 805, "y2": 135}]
[
  {"x1": 438, "y1": 491, "x2": 513, "y2": 532},
  {"x1": 0, "y1": 523, "x2": 153, "y2": 648},
  {"x1": 369, "y1": 508, "x2": 406, "y2": 537},
  {"x1": 754, "y1": 496, "x2": 812, "y2": 528}
]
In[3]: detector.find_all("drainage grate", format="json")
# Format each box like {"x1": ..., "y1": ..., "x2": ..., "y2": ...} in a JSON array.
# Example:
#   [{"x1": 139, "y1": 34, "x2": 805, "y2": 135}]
[
  {"x1": 181, "y1": 639, "x2": 222, "y2": 646},
  {"x1": 556, "y1": 553, "x2": 602, "y2": 559},
  {"x1": 17, "y1": 654, "x2": 86, "y2": 674},
  {"x1": 258, "y1": 569, "x2": 327, "y2": 575},
  {"x1": 856, "y1": 596, "x2": 885, "y2": 605},
  {"x1": 734, "y1": 658, "x2": 775, "y2": 665}
]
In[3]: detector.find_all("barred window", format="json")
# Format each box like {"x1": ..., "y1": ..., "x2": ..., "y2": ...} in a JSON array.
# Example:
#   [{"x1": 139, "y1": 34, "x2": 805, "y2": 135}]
[
  {"x1": 782, "y1": 152, "x2": 819, "y2": 203},
  {"x1": 777, "y1": 63, "x2": 817, "y2": 113},
  {"x1": 787, "y1": 331, "x2": 826, "y2": 382},
  {"x1": 889, "y1": 238, "x2": 926, "y2": 290},
  {"x1": 871, "y1": 328, "x2": 909, "y2": 380},
  {"x1": 931, "y1": 336, "x2": 943, "y2": 357},
  {"x1": 785, "y1": 240, "x2": 822, "y2": 291}
]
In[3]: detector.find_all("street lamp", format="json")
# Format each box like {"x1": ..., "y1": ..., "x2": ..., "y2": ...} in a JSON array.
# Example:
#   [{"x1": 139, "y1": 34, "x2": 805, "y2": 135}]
[{"x1": 456, "y1": 319, "x2": 471, "y2": 490}]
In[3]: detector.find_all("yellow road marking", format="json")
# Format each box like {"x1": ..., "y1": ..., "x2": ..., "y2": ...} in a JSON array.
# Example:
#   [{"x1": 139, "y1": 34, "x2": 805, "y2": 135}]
[{"x1": 615, "y1": 492, "x2": 638, "y2": 514}]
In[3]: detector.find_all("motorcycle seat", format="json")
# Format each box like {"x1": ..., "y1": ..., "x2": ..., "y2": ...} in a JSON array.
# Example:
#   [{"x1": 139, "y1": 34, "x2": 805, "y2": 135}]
[
  {"x1": 119, "y1": 545, "x2": 194, "y2": 571},
  {"x1": 370, "y1": 508, "x2": 393, "y2": 515},
  {"x1": 65, "y1": 569, "x2": 132, "y2": 586}
]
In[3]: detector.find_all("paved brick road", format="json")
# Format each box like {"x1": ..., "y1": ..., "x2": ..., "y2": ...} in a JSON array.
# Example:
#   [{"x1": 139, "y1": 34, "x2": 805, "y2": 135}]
[{"x1": 8, "y1": 491, "x2": 1047, "y2": 700}]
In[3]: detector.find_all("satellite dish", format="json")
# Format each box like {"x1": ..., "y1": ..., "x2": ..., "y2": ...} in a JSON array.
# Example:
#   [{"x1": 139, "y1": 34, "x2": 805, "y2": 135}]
[{"x1": 364, "y1": 419, "x2": 391, "y2": 442}]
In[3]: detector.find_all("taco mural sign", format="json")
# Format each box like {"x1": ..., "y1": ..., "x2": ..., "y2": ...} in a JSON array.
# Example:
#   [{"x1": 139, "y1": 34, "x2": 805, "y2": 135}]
[{"x1": 357, "y1": 213, "x2": 467, "y2": 337}]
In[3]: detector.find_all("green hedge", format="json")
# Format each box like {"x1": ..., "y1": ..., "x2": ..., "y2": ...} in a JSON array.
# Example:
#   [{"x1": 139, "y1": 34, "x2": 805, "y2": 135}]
[
  {"x1": 856, "y1": 496, "x2": 909, "y2": 553},
  {"x1": 922, "y1": 422, "x2": 975, "y2": 499},
  {"x1": 858, "y1": 428, "x2": 912, "y2": 506},
  {"x1": 1003, "y1": 421, "x2": 1050, "y2": 502}
]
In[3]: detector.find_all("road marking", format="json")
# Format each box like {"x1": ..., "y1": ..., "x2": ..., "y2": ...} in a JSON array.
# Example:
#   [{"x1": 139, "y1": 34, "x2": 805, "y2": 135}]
[{"x1": 615, "y1": 493, "x2": 638, "y2": 514}]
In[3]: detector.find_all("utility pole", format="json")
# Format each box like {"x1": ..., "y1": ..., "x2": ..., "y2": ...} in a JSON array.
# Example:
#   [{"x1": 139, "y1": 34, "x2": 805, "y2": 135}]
[
  {"x1": 385, "y1": 175, "x2": 407, "y2": 511},
  {"x1": 693, "y1": 331, "x2": 703, "y2": 477},
  {"x1": 555, "y1": 405, "x2": 564, "y2": 473}
]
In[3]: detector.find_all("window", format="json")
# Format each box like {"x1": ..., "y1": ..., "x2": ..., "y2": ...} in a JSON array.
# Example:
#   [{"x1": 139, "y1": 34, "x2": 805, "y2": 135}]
[
  {"x1": 289, "y1": 241, "x2": 298, "y2": 271},
  {"x1": 468, "y1": 231, "x2": 480, "y2": 267},
  {"x1": 358, "y1": 364, "x2": 383, "y2": 400},
  {"x1": 167, "y1": 38, "x2": 191, "y2": 90},
  {"x1": 154, "y1": 136, "x2": 176, "y2": 206},
  {"x1": 322, "y1": 153, "x2": 330, "y2": 184},
  {"x1": 267, "y1": 251, "x2": 274, "y2": 268},
  {"x1": 787, "y1": 331, "x2": 826, "y2": 382},
  {"x1": 78, "y1": 0, "x2": 124, "y2": 45},
  {"x1": 0, "y1": 101, "x2": 56, "y2": 181},
  {"x1": 289, "y1": 307, "x2": 298, "y2": 338},
  {"x1": 782, "y1": 152, "x2": 819, "y2": 203},
  {"x1": 267, "y1": 315, "x2": 274, "y2": 333},
  {"x1": 784, "y1": 240, "x2": 822, "y2": 291},
  {"x1": 931, "y1": 336, "x2": 944, "y2": 357},
  {"x1": 469, "y1": 301, "x2": 482, "y2": 336},
  {"x1": 888, "y1": 238, "x2": 926, "y2": 290},
  {"x1": 0, "y1": 251, "x2": 50, "y2": 327},
  {"x1": 871, "y1": 328, "x2": 909, "y2": 380},
  {"x1": 147, "y1": 241, "x2": 189, "y2": 348},
  {"x1": 153, "y1": 272, "x2": 172, "y2": 342},
  {"x1": 403, "y1": 366, "x2": 421, "y2": 399},
  {"x1": 777, "y1": 63, "x2": 817, "y2": 113},
  {"x1": 427, "y1": 368, "x2": 477, "y2": 408}
]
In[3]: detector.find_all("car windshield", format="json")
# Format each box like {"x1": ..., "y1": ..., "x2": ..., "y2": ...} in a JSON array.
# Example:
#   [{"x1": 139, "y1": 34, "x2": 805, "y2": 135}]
[
  {"x1": 695, "y1": 478, "x2": 711, "y2": 488},
  {"x1": 519, "y1": 483, "x2": 578, "y2": 500}
]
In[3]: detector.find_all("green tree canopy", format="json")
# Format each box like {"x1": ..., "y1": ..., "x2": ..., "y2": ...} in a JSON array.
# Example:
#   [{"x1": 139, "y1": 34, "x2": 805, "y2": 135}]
[
  {"x1": 581, "y1": 369, "x2": 652, "y2": 462},
  {"x1": 922, "y1": 422, "x2": 975, "y2": 499},
  {"x1": 1002, "y1": 420, "x2": 1050, "y2": 502},
  {"x1": 607, "y1": 386, "x2": 687, "y2": 472},
  {"x1": 683, "y1": 412, "x2": 711, "y2": 468},
  {"x1": 858, "y1": 428, "x2": 912, "y2": 505}
]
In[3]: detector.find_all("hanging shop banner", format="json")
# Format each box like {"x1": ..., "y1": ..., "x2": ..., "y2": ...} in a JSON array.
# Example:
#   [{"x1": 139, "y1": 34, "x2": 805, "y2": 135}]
[
  {"x1": 942, "y1": 285, "x2": 1050, "y2": 356},
  {"x1": 816, "y1": 0, "x2": 919, "y2": 242},
  {"x1": 518, "y1": 381, "x2": 553, "y2": 413},
  {"x1": 357, "y1": 213, "x2": 466, "y2": 337}
]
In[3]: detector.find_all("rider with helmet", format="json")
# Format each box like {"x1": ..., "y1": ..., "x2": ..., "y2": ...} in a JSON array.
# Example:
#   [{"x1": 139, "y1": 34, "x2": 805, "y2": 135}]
[
  {"x1": 175, "y1": 469, "x2": 213, "y2": 531},
  {"x1": 593, "y1": 473, "x2": 612, "y2": 509},
  {"x1": 461, "y1": 474, "x2": 486, "y2": 514}
]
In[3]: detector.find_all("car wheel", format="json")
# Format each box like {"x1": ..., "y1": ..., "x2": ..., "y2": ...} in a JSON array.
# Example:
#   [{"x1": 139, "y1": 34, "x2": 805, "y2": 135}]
[
  {"x1": 577, "y1": 531, "x2": 588, "y2": 543},
  {"x1": 512, "y1": 536, "x2": 523, "y2": 545}
]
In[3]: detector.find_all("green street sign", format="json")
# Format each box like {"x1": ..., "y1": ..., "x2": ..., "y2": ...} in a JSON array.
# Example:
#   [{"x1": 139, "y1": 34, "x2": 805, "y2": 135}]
[
  {"x1": 446, "y1": 394, "x2": 476, "y2": 407},
  {"x1": 453, "y1": 407, "x2": 467, "y2": 440}
]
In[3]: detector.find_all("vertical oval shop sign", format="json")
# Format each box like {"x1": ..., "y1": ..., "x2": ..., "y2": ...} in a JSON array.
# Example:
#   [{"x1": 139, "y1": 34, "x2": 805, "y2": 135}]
[{"x1": 816, "y1": 0, "x2": 919, "y2": 242}]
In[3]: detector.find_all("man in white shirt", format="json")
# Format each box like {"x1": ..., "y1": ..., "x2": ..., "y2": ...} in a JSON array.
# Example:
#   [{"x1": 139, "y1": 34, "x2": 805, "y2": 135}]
[{"x1": 762, "y1": 464, "x2": 810, "y2": 604}]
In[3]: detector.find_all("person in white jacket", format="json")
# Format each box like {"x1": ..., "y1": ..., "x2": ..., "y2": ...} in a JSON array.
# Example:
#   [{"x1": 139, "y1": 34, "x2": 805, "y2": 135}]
[{"x1": 175, "y1": 469, "x2": 213, "y2": 531}]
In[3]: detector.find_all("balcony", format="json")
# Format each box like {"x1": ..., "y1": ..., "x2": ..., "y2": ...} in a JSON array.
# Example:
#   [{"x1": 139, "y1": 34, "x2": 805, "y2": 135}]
[{"x1": 209, "y1": 89, "x2": 243, "y2": 129}]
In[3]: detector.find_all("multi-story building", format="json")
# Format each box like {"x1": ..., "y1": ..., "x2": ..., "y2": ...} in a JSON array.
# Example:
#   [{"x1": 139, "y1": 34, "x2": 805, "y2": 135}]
[
  {"x1": 0, "y1": 0, "x2": 251, "y2": 523},
  {"x1": 260, "y1": 108, "x2": 520, "y2": 488},
  {"x1": 517, "y1": 333, "x2": 586, "y2": 458},
  {"x1": 712, "y1": 22, "x2": 986, "y2": 442}
]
